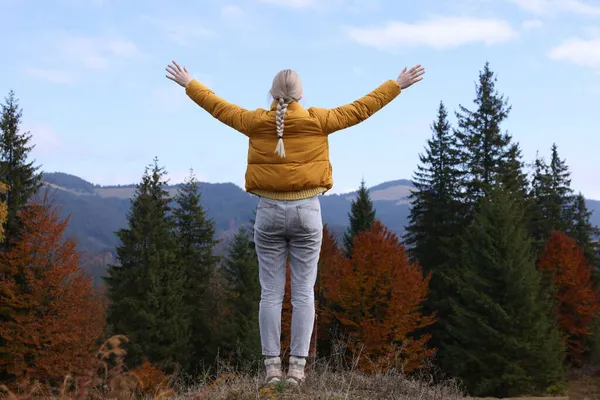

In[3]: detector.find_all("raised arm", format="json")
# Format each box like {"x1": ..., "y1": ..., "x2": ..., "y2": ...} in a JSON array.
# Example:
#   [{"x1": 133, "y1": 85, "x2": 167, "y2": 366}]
[
  {"x1": 310, "y1": 64, "x2": 425, "y2": 135},
  {"x1": 166, "y1": 61, "x2": 255, "y2": 135}
]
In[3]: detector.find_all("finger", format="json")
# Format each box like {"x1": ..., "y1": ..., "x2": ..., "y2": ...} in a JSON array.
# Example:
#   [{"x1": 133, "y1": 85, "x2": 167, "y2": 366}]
[
  {"x1": 401, "y1": 66, "x2": 407, "y2": 74},
  {"x1": 173, "y1": 60, "x2": 183, "y2": 72},
  {"x1": 166, "y1": 75, "x2": 179, "y2": 83},
  {"x1": 412, "y1": 68, "x2": 425, "y2": 77},
  {"x1": 184, "y1": 66, "x2": 188, "y2": 73},
  {"x1": 166, "y1": 65, "x2": 178, "y2": 75}
]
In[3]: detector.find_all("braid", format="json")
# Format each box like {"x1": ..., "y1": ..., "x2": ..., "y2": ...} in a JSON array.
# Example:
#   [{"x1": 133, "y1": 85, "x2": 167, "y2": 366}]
[{"x1": 274, "y1": 97, "x2": 289, "y2": 158}]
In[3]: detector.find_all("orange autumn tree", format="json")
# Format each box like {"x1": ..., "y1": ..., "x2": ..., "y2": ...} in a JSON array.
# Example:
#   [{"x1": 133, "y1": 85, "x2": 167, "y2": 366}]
[
  {"x1": 281, "y1": 225, "x2": 343, "y2": 362},
  {"x1": 315, "y1": 225, "x2": 346, "y2": 359},
  {"x1": 281, "y1": 225, "x2": 342, "y2": 359},
  {"x1": 0, "y1": 182, "x2": 7, "y2": 242},
  {"x1": 538, "y1": 230, "x2": 600, "y2": 361},
  {"x1": 281, "y1": 260, "x2": 292, "y2": 357},
  {"x1": 0, "y1": 201, "x2": 106, "y2": 384},
  {"x1": 323, "y1": 221, "x2": 436, "y2": 373}
]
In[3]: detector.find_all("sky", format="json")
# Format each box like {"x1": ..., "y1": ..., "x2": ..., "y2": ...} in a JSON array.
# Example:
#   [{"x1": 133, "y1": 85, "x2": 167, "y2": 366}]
[{"x1": 1, "y1": 0, "x2": 600, "y2": 198}]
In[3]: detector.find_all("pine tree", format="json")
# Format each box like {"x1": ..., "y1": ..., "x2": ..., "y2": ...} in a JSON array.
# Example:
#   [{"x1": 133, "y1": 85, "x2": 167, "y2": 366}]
[
  {"x1": 343, "y1": 179, "x2": 376, "y2": 257},
  {"x1": 530, "y1": 144, "x2": 580, "y2": 253},
  {"x1": 442, "y1": 186, "x2": 565, "y2": 397},
  {"x1": 103, "y1": 159, "x2": 190, "y2": 371},
  {"x1": 454, "y1": 62, "x2": 526, "y2": 216},
  {"x1": 173, "y1": 170, "x2": 219, "y2": 370},
  {"x1": 403, "y1": 101, "x2": 464, "y2": 353},
  {"x1": 218, "y1": 227, "x2": 261, "y2": 365},
  {"x1": 530, "y1": 153, "x2": 555, "y2": 251},
  {"x1": 0, "y1": 90, "x2": 42, "y2": 247},
  {"x1": 567, "y1": 193, "x2": 600, "y2": 275}
]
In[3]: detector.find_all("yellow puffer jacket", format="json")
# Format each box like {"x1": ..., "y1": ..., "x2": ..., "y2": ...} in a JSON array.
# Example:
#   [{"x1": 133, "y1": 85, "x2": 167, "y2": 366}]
[{"x1": 185, "y1": 79, "x2": 401, "y2": 200}]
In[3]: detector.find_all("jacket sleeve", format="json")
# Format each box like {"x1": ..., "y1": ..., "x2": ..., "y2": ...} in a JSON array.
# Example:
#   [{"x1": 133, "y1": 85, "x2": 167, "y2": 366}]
[
  {"x1": 309, "y1": 80, "x2": 401, "y2": 134},
  {"x1": 185, "y1": 80, "x2": 255, "y2": 136}
]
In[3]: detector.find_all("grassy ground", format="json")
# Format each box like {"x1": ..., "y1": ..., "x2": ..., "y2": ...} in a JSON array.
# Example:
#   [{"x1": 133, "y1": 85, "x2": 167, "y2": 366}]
[{"x1": 2, "y1": 334, "x2": 599, "y2": 399}]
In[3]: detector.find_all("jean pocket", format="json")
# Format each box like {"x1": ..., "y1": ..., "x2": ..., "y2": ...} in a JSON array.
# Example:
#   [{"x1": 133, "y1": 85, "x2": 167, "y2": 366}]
[
  {"x1": 297, "y1": 205, "x2": 323, "y2": 234},
  {"x1": 255, "y1": 202, "x2": 279, "y2": 233}
]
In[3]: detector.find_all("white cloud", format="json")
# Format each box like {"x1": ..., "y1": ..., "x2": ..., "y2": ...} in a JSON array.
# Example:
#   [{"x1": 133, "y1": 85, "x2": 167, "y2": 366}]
[
  {"x1": 221, "y1": 5, "x2": 245, "y2": 23},
  {"x1": 142, "y1": 16, "x2": 214, "y2": 46},
  {"x1": 57, "y1": 33, "x2": 142, "y2": 70},
  {"x1": 522, "y1": 19, "x2": 544, "y2": 28},
  {"x1": 506, "y1": 0, "x2": 600, "y2": 16},
  {"x1": 23, "y1": 67, "x2": 74, "y2": 84},
  {"x1": 344, "y1": 17, "x2": 518, "y2": 51},
  {"x1": 258, "y1": 0, "x2": 317, "y2": 8},
  {"x1": 548, "y1": 37, "x2": 600, "y2": 68},
  {"x1": 258, "y1": 0, "x2": 380, "y2": 12}
]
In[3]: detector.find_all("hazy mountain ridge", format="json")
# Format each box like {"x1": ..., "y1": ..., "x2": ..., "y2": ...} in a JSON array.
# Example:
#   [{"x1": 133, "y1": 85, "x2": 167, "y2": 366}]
[{"x1": 38, "y1": 172, "x2": 600, "y2": 284}]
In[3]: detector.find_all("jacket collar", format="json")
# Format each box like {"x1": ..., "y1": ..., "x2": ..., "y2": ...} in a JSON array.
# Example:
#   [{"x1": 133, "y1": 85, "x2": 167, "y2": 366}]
[{"x1": 270, "y1": 100, "x2": 304, "y2": 111}]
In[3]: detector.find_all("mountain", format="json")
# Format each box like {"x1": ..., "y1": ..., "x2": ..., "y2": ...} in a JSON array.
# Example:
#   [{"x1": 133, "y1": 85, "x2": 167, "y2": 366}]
[{"x1": 37, "y1": 172, "x2": 600, "y2": 284}]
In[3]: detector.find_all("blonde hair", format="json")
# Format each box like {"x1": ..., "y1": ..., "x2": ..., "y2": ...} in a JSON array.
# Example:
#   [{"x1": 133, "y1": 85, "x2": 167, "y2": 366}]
[{"x1": 269, "y1": 69, "x2": 303, "y2": 158}]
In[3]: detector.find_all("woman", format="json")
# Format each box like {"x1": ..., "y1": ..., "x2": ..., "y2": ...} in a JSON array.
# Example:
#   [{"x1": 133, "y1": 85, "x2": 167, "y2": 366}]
[{"x1": 166, "y1": 62, "x2": 425, "y2": 385}]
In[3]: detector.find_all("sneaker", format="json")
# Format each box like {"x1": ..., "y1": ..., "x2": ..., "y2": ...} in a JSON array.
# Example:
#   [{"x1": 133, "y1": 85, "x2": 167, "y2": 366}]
[
  {"x1": 264, "y1": 357, "x2": 282, "y2": 385},
  {"x1": 286, "y1": 356, "x2": 306, "y2": 385}
]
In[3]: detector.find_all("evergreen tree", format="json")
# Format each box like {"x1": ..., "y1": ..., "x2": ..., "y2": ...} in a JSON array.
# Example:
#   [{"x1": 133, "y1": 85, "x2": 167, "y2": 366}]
[
  {"x1": 343, "y1": 179, "x2": 376, "y2": 257},
  {"x1": 103, "y1": 159, "x2": 191, "y2": 371},
  {"x1": 529, "y1": 144, "x2": 576, "y2": 252},
  {"x1": 442, "y1": 186, "x2": 565, "y2": 397},
  {"x1": 173, "y1": 170, "x2": 219, "y2": 370},
  {"x1": 454, "y1": 62, "x2": 526, "y2": 216},
  {"x1": 218, "y1": 227, "x2": 261, "y2": 365},
  {"x1": 568, "y1": 193, "x2": 600, "y2": 271},
  {"x1": 403, "y1": 101, "x2": 464, "y2": 350},
  {"x1": 529, "y1": 154, "x2": 555, "y2": 251},
  {"x1": 0, "y1": 90, "x2": 42, "y2": 246}
]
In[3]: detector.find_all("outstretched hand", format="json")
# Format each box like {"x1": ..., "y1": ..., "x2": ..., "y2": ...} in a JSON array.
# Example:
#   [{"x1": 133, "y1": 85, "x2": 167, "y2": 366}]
[
  {"x1": 166, "y1": 61, "x2": 193, "y2": 87},
  {"x1": 396, "y1": 65, "x2": 425, "y2": 90}
]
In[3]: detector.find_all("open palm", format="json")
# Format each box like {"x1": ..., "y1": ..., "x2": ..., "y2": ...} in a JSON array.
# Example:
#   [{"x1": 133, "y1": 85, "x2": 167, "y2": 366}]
[
  {"x1": 396, "y1": 65, "x2": 425, "y2": 89},
  {"x1": 166, "y1": 61, "x2": 193, "y2": 87}
]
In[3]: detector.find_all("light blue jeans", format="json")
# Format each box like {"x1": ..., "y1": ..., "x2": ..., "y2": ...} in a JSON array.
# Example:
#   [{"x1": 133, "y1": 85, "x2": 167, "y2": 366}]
[{"x1": 253, "y1": 195, "x2": 323, "y2": 358}]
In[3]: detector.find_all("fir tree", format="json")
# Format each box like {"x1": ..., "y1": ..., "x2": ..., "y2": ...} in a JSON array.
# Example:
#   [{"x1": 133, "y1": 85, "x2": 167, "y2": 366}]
[
  {"x1": 173, "y1": 170, "x2": 219, "y2": 370},
  {"x1": 442, "y1": 186, "x2": 565, "y2": 397},
  {"x1": 567, "y1": 193, "x2": 600, "y2": 271},
  {"x1": 103, "y1": 159, "x2": 191, "y2": 371},
  {"x1": 529, "y1": 144, "x2": 576, "y2": 252},
  {"x1": 454, "y1": 62, "x2": 526, "y2": 216},
  {"x1": 403, "y1": 101, "x2": 464, "y2": 350},
  {"x1": 343, "y1": 179, "x2": 376, "y2": 257},
  {"x1": 218, "y1": 227, "x2": 261, "y2": 365},
  {"x1": 0, "y1": 90, "x2": 42, "y2": 246}
]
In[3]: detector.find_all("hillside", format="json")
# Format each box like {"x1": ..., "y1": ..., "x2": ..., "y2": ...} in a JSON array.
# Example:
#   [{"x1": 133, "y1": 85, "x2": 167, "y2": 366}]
[{"x1": 38, "y1": 172, "x2": 600, "y2": 284}]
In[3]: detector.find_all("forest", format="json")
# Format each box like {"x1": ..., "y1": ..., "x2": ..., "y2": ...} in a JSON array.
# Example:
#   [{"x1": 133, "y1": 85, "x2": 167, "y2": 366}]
[{"x1": 1, "y1": 62, "x2": 599, "y2": 399}]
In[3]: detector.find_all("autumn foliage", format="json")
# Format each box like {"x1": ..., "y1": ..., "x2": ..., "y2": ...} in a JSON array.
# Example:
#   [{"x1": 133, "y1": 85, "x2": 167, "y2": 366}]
[
  {"x1": 281, "y1": 226, "x2": 348, "y2": 362},
  {"x1": 0, "y1": 202, "x2": 106, "y2": 384},
  {"x1": 320, "y1": 221, "x2": 436, "y2": 373},
  {"x1": 0, "y1": 182, "x2": 7, "y2": 242},
  {"x1": 538, "y1": 230, "x2": 600, "y2": 360}
]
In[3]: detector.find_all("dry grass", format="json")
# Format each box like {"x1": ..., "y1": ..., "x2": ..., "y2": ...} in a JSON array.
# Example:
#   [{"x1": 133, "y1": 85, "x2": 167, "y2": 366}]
[
  {"x1": 0, "y1": 335, "x2": 466, "y2": 400},
  {"x1": 4, "y1": 335, "x2": 597, "y2": 399},
  {"x1": 168, "y1": 356, "x2": 466, "y2": 400}
]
